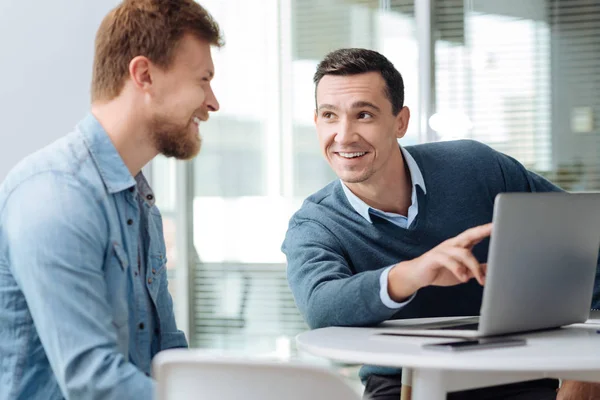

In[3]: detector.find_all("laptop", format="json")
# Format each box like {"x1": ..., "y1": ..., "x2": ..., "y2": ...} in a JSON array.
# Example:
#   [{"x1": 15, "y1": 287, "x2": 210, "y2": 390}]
[{"x1": 377, "y1": 192, "x2": 600, "y2": 339}]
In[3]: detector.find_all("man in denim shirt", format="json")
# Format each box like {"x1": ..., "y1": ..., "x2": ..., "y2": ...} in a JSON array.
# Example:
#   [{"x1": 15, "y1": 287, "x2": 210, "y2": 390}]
[{"x1": 0, "y1": 1, "x2": 222, "y2": 398}]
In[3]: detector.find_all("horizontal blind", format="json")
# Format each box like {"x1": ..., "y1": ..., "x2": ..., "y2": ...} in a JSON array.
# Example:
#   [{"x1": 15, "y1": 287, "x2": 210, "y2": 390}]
[
  {"x1": 434, "y1": 0, "x2": 600, "y2": 190},
  {"x1": 435, "y1": 0, "x2": 552, "y2": 172},
  {"x1": 547, "y1": 0, "x2": 600, "y2": 190},
  {"x1": 170, "y1": 0, "x2": 600, "y2": 360},
  {"x1": 188, "y1": 0, "x2": 307, "y2": 357},
  {"x1": 192, "y1": 263, "x2": 307, "y2": 352},
  {"x1": 189, "y1": 0, "x2": 417, "y2": 359}
]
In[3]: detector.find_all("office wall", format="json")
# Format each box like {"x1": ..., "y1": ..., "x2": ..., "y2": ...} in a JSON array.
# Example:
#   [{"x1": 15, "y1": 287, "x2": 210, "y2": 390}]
[{"x1": 0, "y1": 0, "x2": 119, "y2": 181}]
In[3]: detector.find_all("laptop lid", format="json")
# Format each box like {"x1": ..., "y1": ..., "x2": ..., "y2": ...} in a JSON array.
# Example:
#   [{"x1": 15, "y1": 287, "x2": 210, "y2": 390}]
[{"x1": 478, "y1": 192, "x2": 600, "y2": 336}]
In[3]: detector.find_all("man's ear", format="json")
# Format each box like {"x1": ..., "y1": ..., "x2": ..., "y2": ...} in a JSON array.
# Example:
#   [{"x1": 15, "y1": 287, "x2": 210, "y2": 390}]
[
  {"x1": 314, "y1": 110, "x2": 318, "y2": 125},
  {"x1": 395, "y1": 106, "x2": 410, "y2": 139},
  {"x1": 128, "y1": 56, "x2": 153, "y2": 91}
]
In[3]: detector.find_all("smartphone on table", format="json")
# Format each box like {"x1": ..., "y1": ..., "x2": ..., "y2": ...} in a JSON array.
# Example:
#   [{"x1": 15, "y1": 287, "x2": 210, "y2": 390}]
[{"x1": 422, "y1": 338, "x2": 526, "y2": 352}]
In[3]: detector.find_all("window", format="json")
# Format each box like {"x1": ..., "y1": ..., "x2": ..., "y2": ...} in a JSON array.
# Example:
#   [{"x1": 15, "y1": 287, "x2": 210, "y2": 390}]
[
  {"x1": 434, "y1": 0, "x2": 600, "y2": 189},
  {"x1": 150, "y1": 0, "x2": 600, "y2": 382},
  {"x1": 151, "y1": 0, "x2": 420, "y2": 358}
]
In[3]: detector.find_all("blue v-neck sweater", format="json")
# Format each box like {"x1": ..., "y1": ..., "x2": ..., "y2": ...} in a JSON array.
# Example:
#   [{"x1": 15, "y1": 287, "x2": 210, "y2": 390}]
[{"x1": 282, "y1": 139, "x2": 600, "y2": 381}]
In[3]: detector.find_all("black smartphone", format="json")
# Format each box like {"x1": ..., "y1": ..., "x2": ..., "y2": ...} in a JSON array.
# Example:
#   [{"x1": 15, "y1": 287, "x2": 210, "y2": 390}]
[{"x1": 422, "y1": 338, "x2": 527, "y2": 352}]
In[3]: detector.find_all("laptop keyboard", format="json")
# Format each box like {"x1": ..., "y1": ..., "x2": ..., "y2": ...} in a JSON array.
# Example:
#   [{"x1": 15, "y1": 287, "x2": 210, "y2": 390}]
[{"x1": 437, "y1": 323, "x2": 480, "y2": 331}]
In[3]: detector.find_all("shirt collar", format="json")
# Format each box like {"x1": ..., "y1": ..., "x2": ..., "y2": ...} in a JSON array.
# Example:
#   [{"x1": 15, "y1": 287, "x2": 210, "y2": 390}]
[
  {"x1": 77, "y1": 112, "x2": 136, "y2": 194},
  {"x1": 341, "y1": 146, "x2": 426, "y2": 223}
]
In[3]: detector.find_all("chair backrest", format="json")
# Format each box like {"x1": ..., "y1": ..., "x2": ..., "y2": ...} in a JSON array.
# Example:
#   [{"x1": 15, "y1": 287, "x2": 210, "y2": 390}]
[{"x1": 153, "y1": 349, "x2": 361, "y2": 400}]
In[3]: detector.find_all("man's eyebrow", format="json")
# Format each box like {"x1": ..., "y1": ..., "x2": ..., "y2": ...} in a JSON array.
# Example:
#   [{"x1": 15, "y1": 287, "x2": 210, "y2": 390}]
[
  {"x1": 317, "y1": 104, "x2": 338, "y2": 111},
  {"x1": 351, "y1": 101, "x2": 380, "y2": 112}
]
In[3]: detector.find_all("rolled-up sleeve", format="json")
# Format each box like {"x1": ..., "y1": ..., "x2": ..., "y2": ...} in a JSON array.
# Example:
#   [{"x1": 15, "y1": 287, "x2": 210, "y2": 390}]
[{"x1": 3, "y1": 173, "x2": 153, "y2": 399}]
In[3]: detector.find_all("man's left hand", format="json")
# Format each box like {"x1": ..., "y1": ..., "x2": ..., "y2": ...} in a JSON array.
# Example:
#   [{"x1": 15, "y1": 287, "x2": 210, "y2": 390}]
[{"x1": 556, "y1": 380, "x2": 600, "y2": 400}]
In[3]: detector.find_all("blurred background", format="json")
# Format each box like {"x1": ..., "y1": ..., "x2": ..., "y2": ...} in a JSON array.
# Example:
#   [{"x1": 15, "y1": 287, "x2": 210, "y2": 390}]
[{"x1": 1, "y1": 0, "x2": 598, "y2": 386}]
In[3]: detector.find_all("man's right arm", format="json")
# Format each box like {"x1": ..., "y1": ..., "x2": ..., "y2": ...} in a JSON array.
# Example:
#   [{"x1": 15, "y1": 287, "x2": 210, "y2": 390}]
[
  {"x1": 283, "y1": 220, "x2": 406, "y2": 328},
  {"x1": 283, "y1": 220, "x2": 492, "y2": 329},
  {"x1": 2, "y1": 173, "x2": 153, "y2": 399}
]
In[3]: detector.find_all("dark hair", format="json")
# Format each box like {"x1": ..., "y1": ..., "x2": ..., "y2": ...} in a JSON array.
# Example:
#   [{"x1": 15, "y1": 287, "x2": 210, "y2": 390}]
[
  {"x1": 313, "y1": 48, "x2": 404, "y2": 115},
  {"x1": 91, "y1": 0, "x2": 223, "y2": 102}
]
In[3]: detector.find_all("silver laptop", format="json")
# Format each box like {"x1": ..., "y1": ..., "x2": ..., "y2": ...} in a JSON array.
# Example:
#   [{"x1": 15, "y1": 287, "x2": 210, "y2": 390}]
[{"x1": 377, "y1": 192, "x2": 600, "y2": 338}]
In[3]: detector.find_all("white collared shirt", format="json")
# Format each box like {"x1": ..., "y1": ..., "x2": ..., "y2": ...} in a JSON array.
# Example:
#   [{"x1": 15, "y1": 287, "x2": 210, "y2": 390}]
[{"x1": 341, "y1": 146, "x2": 426, "y2": 309}]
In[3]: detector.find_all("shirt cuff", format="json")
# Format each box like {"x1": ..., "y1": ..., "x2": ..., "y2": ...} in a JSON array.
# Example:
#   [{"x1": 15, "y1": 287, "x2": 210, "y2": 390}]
[{"x1": 380, "y1": 266, "x2": 416, "y2": 309}]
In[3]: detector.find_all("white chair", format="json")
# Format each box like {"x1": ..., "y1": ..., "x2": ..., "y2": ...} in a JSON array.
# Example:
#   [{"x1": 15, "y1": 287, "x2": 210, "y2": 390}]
[{"x1": 153, "y1": 349, "x2": 362, "y2": 400}]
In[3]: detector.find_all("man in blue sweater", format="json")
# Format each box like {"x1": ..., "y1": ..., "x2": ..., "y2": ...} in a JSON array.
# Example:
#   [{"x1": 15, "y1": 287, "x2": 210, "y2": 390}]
[{"x1": 282, "y1": 48, "x2": 600, "y2": 400}]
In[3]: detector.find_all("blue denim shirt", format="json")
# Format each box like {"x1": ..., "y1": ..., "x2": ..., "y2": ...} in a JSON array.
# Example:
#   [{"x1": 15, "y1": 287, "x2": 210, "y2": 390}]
[{"x1": 0, "y1": 113, "x2": 188, "y2": 400}]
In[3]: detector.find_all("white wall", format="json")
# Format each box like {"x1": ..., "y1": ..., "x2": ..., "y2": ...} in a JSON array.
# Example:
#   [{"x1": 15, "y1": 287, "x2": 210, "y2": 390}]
[{"x1": 0, "y1": 0, "x2": 119, "y2": 181}]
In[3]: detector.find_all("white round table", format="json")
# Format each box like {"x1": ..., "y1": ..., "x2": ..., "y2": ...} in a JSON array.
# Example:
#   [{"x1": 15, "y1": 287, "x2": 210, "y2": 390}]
[{"x1": 296, "y1": 317, "x2": 600, "y2": 400}]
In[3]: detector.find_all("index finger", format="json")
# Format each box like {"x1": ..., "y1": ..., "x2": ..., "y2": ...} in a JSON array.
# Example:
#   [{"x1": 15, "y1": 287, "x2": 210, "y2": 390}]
[{"x1": 452, "y1": 223, "x2": 493, "y2": 248}]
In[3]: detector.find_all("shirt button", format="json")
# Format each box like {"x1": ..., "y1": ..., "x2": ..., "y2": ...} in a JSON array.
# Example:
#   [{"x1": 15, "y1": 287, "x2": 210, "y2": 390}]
[
  {"x1": 147, "y1": 277, "x2": 153, "y2": 284},
  {"x1": 145, "y1": 372, "x2": 150, "y2": 377},
  {"x1": 152, "y1": 268, "x2": 156, "y2": 274},
  {"x1": 134, "y1": 271, "x2": 139, "y2": 276},
  {"x1": 146, "y1": 194, "x2": 154, "y2": 201},
  {"x1": 127, "y1": 219, "x2": 133, "y2": 226},
  {"x1": 139, "y1": 322, "x2": 145, "y2": 330}
]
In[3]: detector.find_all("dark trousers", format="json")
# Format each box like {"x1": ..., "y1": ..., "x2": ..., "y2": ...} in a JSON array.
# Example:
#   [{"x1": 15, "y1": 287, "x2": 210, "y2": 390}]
[{"x1": 364, "y1": 374, "x2": 558, "y2": 400}]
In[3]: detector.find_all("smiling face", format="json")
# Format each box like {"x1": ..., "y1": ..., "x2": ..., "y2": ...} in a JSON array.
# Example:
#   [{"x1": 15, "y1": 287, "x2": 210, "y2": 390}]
[
  {"x1": 314, "y1": 71, "x2": 410, "y2": 184},
  {"x1": 147, "y1": 34, "x2": 220, "y2": 160}
]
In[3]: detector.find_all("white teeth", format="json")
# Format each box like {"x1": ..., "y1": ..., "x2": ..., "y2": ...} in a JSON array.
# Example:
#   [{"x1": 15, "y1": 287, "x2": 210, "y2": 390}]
[
  {"x1": 338, "y1": 152, "x2": 366, "y2": 158},
  {"x1": 193, "y1": 117, "x2": 202, "y2": 125}
]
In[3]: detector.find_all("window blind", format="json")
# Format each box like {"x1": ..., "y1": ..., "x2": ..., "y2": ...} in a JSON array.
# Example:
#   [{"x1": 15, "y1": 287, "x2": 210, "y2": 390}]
[
  {"x1": 155, "y1": 0, "x2": 600, "y2": 361},
  {"x1": 434, "y1": 0, "x2": 600, "y2": 190},
  {"x1": 187, "y1": 0, "x2": 420, "y2": 358}
]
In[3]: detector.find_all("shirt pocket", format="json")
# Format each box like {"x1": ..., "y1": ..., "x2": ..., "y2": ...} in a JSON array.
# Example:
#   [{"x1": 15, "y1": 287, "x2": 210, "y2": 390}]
[{"x1": 106, "y1": 241, "x2": 130, "y2": 329}]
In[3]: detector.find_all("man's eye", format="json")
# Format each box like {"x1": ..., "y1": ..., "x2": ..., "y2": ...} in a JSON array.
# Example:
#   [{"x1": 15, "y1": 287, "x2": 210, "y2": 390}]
[
  {"x1": 322, "y1": 112, "x2": 333, "y2": 119},
  {"x1": 358, "y1": 112, "x2": 373, "y2": 119}
]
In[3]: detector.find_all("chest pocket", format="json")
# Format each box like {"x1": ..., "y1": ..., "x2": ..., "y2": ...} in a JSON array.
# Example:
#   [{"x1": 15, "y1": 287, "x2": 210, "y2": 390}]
[{"x1": 105, "y1": 241, "x2": 130, "y2": 329}]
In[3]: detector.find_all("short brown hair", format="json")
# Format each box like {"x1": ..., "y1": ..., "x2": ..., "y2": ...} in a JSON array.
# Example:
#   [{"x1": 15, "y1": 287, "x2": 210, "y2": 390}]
[
  {"x1": 91, "y1": 0, "x2": 223, "y2": 102},
  {"x1": 314, "y1": 48, "x2": 404, "y2": 115}
]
